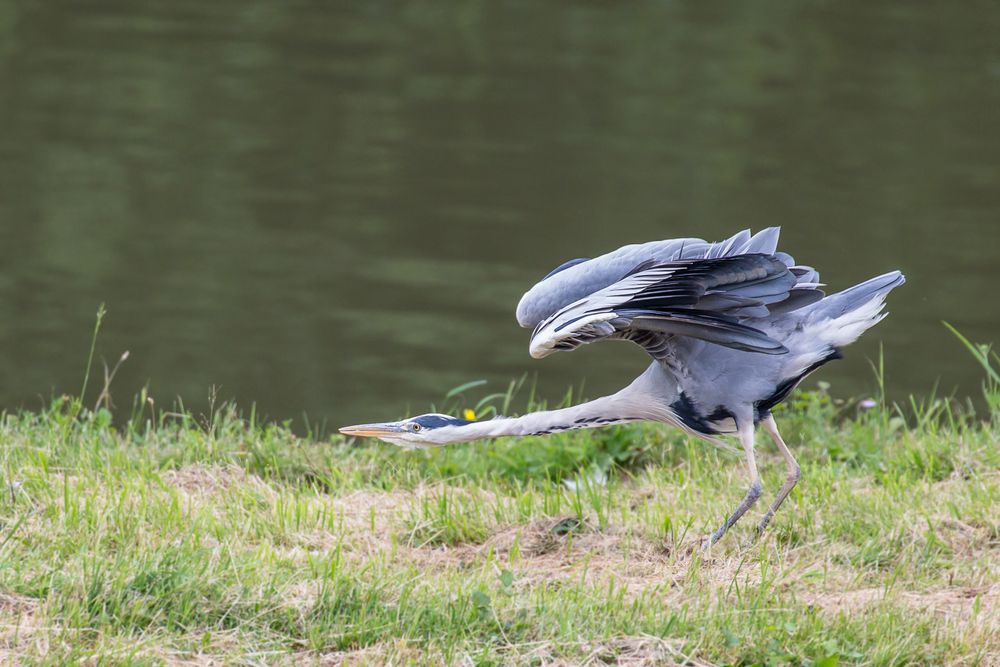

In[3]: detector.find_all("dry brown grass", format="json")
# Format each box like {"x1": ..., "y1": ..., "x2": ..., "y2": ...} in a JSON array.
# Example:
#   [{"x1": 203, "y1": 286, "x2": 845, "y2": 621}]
[
  {"x1": 161, "y1": 464, "x2": 249, "y2": 495},
  {"x1": 0, "y1": 593, "x2": 43, "y2": 665}
]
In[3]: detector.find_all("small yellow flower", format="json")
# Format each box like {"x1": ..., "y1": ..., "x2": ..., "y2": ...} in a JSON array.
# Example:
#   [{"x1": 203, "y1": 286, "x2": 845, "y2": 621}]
[{"x1": 463, "y1": 408, "x2": 477, "y2": 421}]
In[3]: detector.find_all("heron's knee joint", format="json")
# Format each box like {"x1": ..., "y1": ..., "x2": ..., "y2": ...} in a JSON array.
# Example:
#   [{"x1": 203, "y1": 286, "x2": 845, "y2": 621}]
[
  {"x1": 747, "y1": 480, "x2": 763, "y2": 501},
  {"x1": 788, "y1": 464, "x2": 801, "y2": 484}
]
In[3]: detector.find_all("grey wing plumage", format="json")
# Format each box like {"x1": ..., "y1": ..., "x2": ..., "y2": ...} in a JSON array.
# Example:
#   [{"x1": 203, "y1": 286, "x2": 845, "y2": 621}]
[
  {"x1": 517, "y1": 227, "x2": 816, "y2": 327},
  {"x1": 519, "y1": 228, "x2": 824, "y2": 360}
]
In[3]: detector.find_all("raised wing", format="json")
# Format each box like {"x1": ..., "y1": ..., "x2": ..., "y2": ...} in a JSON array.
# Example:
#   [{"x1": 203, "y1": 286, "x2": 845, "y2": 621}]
[
  {"x1": 528, "y1": 254, "x2": 823, "y2": 359},
  {"x1": 516, "y1": 227, "x2": 819, "y2": 329}
]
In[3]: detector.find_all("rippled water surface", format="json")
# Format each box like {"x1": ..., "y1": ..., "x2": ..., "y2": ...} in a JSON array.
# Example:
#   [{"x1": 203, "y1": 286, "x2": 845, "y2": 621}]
[{"x1": 1, "y1": 2, "x2": 998, "y2": 426}]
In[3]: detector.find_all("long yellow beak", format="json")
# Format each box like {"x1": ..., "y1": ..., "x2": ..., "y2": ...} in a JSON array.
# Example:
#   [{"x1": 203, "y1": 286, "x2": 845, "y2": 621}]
[{"x1": 338, "y1": 423, "x2": 401, "y2": 438}]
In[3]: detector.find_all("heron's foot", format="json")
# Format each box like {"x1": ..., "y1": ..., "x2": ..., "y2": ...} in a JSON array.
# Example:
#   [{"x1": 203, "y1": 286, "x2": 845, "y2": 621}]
[
  {"x1": 686, "y1": 532, "x2": 721, "y2": 556},
  {"x1": 693, "y1": 536, "x2": 722, "y2": 559},
  {"x1": 742, "y1": 525, "x2": 770, "y2": 549},
  {"x1": 700, "y1": 525, "x2": 727, "y2": 552},
  {"x1": 700, "y1": 480, "x2": 763, "y2": 552},
  {"x1": 706, "y1": 531, "x2": 762, "y2": 554},
  {"x1": 696, "y1": 535, "x2": 716, "y2": 554},
  {"x1": 754, "y1": 512, "x2": 776, "y2": 540}
]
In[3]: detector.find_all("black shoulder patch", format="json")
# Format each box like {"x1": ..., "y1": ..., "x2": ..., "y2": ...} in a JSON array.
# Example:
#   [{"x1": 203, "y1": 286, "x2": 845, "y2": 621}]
[
  {"x1": 669, "y1": 392, "x2": 718, "y2": 435},
  {"x1": 706, "y1": 405, "x2": 735, "y2": 423}
]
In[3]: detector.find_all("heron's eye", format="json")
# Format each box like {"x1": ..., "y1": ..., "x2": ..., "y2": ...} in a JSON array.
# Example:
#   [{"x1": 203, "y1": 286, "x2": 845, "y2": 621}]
[{"x1": 410, "y1": 423, "x2": 422, "y2": 432}]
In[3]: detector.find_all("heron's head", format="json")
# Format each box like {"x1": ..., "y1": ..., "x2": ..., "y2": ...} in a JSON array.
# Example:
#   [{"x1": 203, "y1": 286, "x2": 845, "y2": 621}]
[{"x1": 338, "y1": 413, "x2": 475, "y2": 448}]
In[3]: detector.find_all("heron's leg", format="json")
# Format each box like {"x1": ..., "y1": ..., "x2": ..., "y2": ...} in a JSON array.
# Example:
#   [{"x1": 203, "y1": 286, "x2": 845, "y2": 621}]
[
  {"x1": 755, "y1": 414, "x2": 800, "y2": 537},
  {"x1": 703, "y1": 422, "x2": 762, "y2": 549}
]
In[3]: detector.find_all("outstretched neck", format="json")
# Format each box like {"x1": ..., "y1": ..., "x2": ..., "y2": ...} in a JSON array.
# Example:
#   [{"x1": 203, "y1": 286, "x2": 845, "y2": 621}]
[{"x1": 425, "y1": 387, "x2": 658, "y2": 445}]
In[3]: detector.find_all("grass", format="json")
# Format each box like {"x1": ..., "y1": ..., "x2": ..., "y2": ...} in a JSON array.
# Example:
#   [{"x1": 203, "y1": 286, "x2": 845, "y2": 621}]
[{"x1": 0, "y1": 334, "x2": 998, "y2": 664}]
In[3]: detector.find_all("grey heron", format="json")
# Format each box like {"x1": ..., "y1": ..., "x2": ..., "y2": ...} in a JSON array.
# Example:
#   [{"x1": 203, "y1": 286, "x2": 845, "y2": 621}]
[{"x1": 340, "y1": 228, "x2": 904, "y2": 546}]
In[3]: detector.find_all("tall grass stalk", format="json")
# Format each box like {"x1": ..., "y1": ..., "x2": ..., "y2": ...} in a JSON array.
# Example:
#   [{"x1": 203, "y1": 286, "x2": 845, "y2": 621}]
[{"x1": 78, "y1": 302, "x2": 107, "y2": 407}]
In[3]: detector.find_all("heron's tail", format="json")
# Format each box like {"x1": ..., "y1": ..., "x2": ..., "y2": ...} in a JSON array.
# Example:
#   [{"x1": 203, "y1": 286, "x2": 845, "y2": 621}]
[{"x1": 804, "y1": 270, "x2": 905, "y2": 349}]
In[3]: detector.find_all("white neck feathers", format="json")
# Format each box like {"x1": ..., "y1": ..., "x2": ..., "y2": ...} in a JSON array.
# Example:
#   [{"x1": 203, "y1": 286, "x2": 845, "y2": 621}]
[{"x1": 424, "y1": 387, "x2": 664, "y2": 445}]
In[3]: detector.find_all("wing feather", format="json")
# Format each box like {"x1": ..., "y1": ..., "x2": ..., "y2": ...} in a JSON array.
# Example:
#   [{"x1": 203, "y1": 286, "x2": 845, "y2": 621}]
[
  {"x1": 528, "y1": 254, "x2": 817, "y2": 359},
  {"x1": 516, "y1": 227, "x2": 789, "y2": 328}
]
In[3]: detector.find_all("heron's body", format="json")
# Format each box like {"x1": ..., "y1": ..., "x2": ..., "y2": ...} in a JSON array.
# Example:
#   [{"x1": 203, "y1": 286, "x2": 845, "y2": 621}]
[{"x1": 341, "y1": 228, "x2": 904, "y2": 547}]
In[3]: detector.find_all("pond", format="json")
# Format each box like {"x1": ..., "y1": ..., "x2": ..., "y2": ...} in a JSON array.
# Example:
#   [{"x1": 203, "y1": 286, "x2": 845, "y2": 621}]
[{"x1": 1, "y1": 1, "x2": 997, "y2": 427}]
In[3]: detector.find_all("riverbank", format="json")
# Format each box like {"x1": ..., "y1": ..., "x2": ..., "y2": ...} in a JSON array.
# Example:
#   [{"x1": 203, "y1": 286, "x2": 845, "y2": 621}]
[{"x1": 0, "y1": 375, "x2": 997, "y2": 664}]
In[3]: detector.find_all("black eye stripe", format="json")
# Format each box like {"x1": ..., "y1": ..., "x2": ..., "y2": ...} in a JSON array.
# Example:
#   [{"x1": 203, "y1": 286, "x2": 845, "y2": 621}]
[{"x1": 411, "y1": 415, "x2": 474, "y2": 429}]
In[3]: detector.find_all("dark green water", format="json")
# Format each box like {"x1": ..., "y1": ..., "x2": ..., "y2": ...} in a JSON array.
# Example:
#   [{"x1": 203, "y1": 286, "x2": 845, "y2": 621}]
[{"x1": 1, "y1": 1, "x2": 998, "y2": 428}]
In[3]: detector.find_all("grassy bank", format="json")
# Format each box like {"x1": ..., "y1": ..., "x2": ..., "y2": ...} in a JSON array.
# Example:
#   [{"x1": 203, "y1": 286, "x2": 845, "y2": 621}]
[{"x1": 1, "y1": 351, "x2": 998, "y2": 664}]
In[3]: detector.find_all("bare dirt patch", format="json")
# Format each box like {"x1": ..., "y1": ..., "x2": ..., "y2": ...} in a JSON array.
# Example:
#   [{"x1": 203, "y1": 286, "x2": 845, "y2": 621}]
[
  {"x1": 161, "y1": 464, "x2": 248, "y2": 495},
  {"x1": 807, "y1": 583, "x2": 1000, "y2": 624},
  {"x1": 928, "y1": 516, "x2": 1000, "y2": 559},
  {"x1": 286, "y1": 488, "x2": 420, "y2": 556},
  {"x1": 289, "y1": 484, "x2": 498, "y2": 555},
  {"x1": 308, "y1": 636, "x2": 703, "y2": 667},
  {"x1": 0, "y1": 593, "x2": 36, "y2": 617},
  {"x1": 510, "y1": 635, "x2": 709, "y2": 667},
  {"x1": 395, "y1": 517, "x2": 772, "y2": 601},
  {"x1": 311, "y1": 639, "x2": 432, "y2": 666},
  {"x1": 0, "y1": 593, "x2": 42, "y2": 662},
  {"x1": 326, "y1": 489, "x2": 411, "y2": 533}
]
